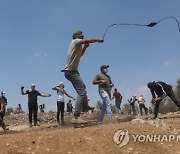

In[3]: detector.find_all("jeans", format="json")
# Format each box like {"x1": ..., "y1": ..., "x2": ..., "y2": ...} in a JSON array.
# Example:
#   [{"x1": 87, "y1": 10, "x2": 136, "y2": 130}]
[
  {"x1": 115, "y1": 101, "x2": 121, "y2": 114},
  {"x1": 167, "y1": 88, "x2": 180, "y2": 109},
  {"x1": 64, "y1": 70, "x2": 86, "y2": 116},
  {"x1": 130, "y1": 103, "x2": 136, "y2": 115},
  {"x1": 98, "y1": 89, "x2": 112, "y2": 122}
]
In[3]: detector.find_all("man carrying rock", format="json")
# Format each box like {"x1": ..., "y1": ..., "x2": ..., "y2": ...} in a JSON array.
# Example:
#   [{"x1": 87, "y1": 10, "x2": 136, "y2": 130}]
[{"x1": 147, "y1": 81, "x2": 180, "y2": 119}]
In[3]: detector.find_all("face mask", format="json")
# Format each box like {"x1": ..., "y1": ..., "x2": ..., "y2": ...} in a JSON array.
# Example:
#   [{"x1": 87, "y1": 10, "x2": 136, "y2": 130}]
[
  {"x1": 104, "y1": 69, "x2": 108, "y2": 73},
  {"x1": 31, "y1": 86, "x2": 35, "y2": 91}
]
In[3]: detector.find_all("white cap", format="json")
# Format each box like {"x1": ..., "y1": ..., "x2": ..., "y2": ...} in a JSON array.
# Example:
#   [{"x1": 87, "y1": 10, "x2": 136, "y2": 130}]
[
  {"x1": 59, "y1": 82, "x2": 64, "y2": 88},
  {"x1": 31, "y1": 83, "x2": 35, "y2": 87}
]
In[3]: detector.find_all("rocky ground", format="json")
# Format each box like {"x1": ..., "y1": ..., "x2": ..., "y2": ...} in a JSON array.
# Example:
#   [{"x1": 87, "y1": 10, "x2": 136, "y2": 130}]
[{"x1": 0, "y1": 112, "x2": 180, "y2": 154}]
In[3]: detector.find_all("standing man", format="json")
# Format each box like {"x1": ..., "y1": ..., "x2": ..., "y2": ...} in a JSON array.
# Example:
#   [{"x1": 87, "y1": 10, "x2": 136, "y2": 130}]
[
  {"x1": 112, "y1": 88, "x2": 123, "y2": 114},
  {"x1": 21, "y1": 84, "x2": 51, "y2": 127},
  {"x1": 128, "y1": 95, "x2": 138, "y2": 115},
  {"x1": 52, "y1": 82, "x2": 75, "y2": 126},
  {"x1": 138, "y1": 95, "x2": 148, "y2": 115},
  {"x1": 62, "y1": 30, "x2": 103, "y2": 123},
  {"x1": 93, "y1": 65, "x2": 114, "y2": 122},
  {"x1": 0, "y1": 92, "x2": 8, "y2": 131},
  {"x1": 147, "y1": 81, "x2": 180, "y2": 119}
]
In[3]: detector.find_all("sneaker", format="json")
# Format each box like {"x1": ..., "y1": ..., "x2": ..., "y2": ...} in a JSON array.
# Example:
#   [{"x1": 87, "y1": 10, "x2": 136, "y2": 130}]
[
  {"x1": 153, "y1": 116, "x2": 157, "y2": 119},
  {"x1": 34, "y1": 123, "x2": 40, "y2": 126},
  {"x1": 70, "y1": 117, "x2": 87, "y2": 124},
  {"x1": 57, "y1": 122, "x2": 61, "y2": 127}
]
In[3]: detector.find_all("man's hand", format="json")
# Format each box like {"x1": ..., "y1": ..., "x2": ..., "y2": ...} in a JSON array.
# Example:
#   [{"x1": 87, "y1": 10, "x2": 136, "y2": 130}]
[
  {"x1": 21, "y1": 86, "x2": 24, "y2": 91},
  {"x1": 98, "y1": 39, "x2": 104, "y2": 43},
  {"x1": 100, "y1": 80, "x2": 107, "y2": 85},
  {"x1": 48, "y1": 94, "x2": 51, "y2": 97},
  {"x1": 110, "y1": 83, "x2": 114, "y2": 87},
  {"x1": 152, "y1": 97, "x2": 162, "y2": 103},
  {"x1": 84, "y1": 43, "x2": 89, "y2": 48}
]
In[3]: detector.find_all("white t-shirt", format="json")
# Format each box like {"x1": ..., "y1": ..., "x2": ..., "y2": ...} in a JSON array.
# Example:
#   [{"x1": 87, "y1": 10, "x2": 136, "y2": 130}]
[
  {"x1": 64, "y1": 39, "x2": 82, "y2": 71},
  {"x1": 57, "y1": 89, "x2": 66, "y2": 102},
  {"x1": 138, "y1": 96, "x2": 145, "y2": 104}
]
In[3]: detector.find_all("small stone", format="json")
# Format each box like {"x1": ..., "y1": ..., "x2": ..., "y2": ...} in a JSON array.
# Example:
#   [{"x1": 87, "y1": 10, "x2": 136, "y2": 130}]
[
  {"x1": 85, "y1": 137, "x2": 92, "y2": 140},
  {"x1": 6, "y1": 143, "x2": 10, "y2": 146}
]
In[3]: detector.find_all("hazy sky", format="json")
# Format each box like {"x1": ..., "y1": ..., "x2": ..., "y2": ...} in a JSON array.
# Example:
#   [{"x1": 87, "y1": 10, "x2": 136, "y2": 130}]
[{"x1": 0, "y1": 0, "x2": 180, "y2": 111}]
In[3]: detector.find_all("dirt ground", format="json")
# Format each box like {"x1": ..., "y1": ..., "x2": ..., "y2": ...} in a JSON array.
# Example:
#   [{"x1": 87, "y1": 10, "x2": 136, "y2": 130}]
[{"x1": 0, "y1": 112, "x2": 180, "y2": 154}]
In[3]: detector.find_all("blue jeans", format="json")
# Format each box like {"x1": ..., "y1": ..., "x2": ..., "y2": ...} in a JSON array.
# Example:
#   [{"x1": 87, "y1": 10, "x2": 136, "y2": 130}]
[
  {"x1": 64, "y1": 70, "x2": 86, "y2": 116},
  {"x1": 98, "y1": 89, "x2": 112, "y2": 122},
  {"x1": 115, "y1": 101, "x2": 121, "y2": 114}
]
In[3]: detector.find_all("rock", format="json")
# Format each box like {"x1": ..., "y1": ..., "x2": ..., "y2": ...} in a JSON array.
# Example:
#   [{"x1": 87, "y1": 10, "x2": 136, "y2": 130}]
[{"x1": 131, "y1": 119, "x2": 146, "y2": 124}]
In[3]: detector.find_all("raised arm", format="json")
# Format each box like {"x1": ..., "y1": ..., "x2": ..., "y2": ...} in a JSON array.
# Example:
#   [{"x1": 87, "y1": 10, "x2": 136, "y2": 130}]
[{"x1": 21, "y1": 87, "x2": 27, "y2": 95}]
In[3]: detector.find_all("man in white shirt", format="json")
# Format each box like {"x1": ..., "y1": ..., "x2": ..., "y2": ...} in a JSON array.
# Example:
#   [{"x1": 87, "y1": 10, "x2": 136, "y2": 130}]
[{"x1": 138, "y1": 95, "x2": 148, "y2": 115}]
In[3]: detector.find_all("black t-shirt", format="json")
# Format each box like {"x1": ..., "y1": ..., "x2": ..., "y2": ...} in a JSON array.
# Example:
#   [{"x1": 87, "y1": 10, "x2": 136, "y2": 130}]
[{"x1": 26, "y1": 90, "x2": 41, "y2": 104}]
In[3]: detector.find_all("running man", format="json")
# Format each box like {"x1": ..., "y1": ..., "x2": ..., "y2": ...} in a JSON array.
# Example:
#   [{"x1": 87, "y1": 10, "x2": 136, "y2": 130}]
[
  {"x1": 93, "y1": 65, "x2": 114, "y2": 122},
  {"x1": 112, "y1": 88, "x2": 123, "y2": 114}
]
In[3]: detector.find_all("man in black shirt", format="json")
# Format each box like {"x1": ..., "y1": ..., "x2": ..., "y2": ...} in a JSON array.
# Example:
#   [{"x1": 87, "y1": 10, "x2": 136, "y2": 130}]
[
  {"x1": 21, "y1": 84, "x2": 51, "y2": 127},
  {"x1": 147, "y1": 81, "x2": 180, "y2": 119}
]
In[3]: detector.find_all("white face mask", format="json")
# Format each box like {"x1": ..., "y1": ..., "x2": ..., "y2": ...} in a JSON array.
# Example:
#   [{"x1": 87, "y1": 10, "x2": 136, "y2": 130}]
[{"x1": 104, "y1": 68, "x2": 108, "y2": 73}]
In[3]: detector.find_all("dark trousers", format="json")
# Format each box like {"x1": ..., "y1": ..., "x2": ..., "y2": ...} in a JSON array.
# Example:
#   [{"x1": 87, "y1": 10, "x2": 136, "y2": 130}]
[
  {"x1": 0, "y1": 113, "x2": 6, "y2": 130},
  {"x1": 154, "y1": 88, "x2": 180, "y2": 117},
  {"x1": 139, "y1": 104, "x2": 148, "y2": 115},
  {"x1": 167, "y1": 88, "x2": 180, "y2": 109},
  {"x1": 28, "y1": 103, "x2": 38, "y2": 124},
  {"x1": 57, "y1": 101, "x2": 65, "y2": 123},
  {"x1": 130, "y1": 103, "x2": 136, "y2": 115}
]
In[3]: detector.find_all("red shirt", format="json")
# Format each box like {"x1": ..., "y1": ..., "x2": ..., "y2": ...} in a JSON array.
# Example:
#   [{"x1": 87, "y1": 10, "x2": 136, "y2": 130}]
[{"x1": 113, "y1": 92, "x2": 122, "y2": 102}]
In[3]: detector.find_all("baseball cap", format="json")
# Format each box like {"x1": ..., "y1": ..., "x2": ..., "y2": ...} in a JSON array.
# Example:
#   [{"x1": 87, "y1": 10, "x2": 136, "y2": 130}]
[{"x1": 100, "y1": 65, "x2": 109, "y2": 71}]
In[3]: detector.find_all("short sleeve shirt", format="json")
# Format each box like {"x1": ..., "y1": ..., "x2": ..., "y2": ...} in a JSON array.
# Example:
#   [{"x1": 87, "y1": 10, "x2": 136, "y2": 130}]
[
  {"x1": 94, "y1": 73, "x2": 112, "y2": 93},
  {"x1": 113, "y1": 92, "x2": 122, "y2": 102},
  {"x1": 64, "y1": 39, "x2": 82, "y2": 71},
  {"x1": 26, "y1": 90, "x2": 41, "y2": 104}
]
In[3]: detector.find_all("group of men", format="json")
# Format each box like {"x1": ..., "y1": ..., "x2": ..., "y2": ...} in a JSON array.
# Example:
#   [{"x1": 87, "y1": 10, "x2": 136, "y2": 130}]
[
  {"x1": 128, "y1": 95, "x2": 148, "y2": 116},
  {"x1": 1, "y1": 30, "x2": 180, "y2": 131}
]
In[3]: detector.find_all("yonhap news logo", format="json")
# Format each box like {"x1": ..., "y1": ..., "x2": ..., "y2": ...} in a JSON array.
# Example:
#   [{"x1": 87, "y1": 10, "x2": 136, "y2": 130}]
[
  {"x1": 113, "y1": 129, "x2": 130, "y2": 147},
  {"x1": 113, "y1": 129, "x2": 180, "y2": 148}
]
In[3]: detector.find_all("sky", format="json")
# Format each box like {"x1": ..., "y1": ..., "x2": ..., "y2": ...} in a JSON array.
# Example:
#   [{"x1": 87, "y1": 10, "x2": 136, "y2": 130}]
[{"x1": 0, "y1": 0, "x2": 180, "y2": 112}]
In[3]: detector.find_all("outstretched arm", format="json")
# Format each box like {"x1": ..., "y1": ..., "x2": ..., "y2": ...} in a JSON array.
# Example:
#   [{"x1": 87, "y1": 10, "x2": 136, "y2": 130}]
[
  {"x1": 65, "y1": 92, "x2": 75, "y2": 100},
  {"x1": 40, "y1": 93, "x2": 51, "y2": 97},
  {"x1": 81, "y1": 38, "x2": 103, "y2": 57}
]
